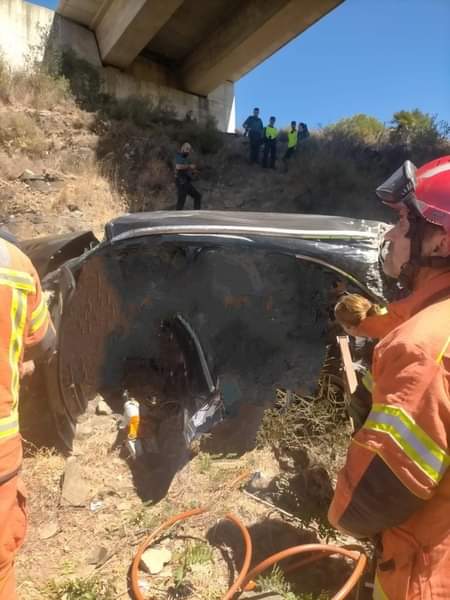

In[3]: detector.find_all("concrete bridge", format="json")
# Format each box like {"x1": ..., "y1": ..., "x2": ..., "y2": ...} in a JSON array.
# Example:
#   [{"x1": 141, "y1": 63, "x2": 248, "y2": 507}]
[
  {"x1": 1, "y1": 0, "x2": 343, "y2": 130},
  {"x1": 58, "y1": 0, "x2": 343, "y2": 96}
]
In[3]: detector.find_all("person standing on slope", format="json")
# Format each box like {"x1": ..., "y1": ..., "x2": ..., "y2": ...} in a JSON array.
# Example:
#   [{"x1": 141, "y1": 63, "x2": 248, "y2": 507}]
[
  {"x1": 174, "y1": 142, "x2": 202, "y2": 210},
  {"x1": 0, "y1": 237, "x2": 55, "y2": 600},
  {"x1": 262, "y1": 116, "x2": 278, "y2": 169},
  {"x1": 242, "y1": 107, "x2": 264, "y2": 164},
  {"x1": 329, "y1": 155, "x2": 450, "y2": 600},
  {"x1": 283, "y1": 120, "x2": 298, "y2": 172}
]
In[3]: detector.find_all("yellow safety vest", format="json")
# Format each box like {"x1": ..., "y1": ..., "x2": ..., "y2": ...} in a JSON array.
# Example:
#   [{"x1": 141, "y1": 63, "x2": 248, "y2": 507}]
[
  {"x1": 288, "y1": 130, "x2": 298, "y2": 148},
  {"x1": 265, "y1": 126, "x2": 278, "y2": 140},
  {"x1": 0, "y1": 267, "x2": 36, "y2": 443}
]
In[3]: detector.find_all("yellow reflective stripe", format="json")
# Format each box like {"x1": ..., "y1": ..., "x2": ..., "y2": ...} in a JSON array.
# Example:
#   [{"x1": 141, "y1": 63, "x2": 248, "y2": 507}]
[
  {"x1": 0, "y1": 267, "x2": 34, "y2": 281},
  {"x1": 0, "y1": 277, "x2": 34, "y2": 293},
  {"x1": 9, "y1": 288, "x2": 27, "y2": 413},
  {"x1": 365, "y1": 404, "x2": 450, "y2": 484},
  {"x1": 0, "y1": 267, "x2": 35, "y2": 290},
  {"x1": 373, "y1": 574, "x2": 389, "y2": 600},
  {"x1": 436, "y1": 334, "x2": 450, "y2": 364},
  {"x1": 30, "y1": 297, "x2": 48, "y2": 334},
  {"x1": 0, "y1": 410, "x2": 19, "y2": 441}
]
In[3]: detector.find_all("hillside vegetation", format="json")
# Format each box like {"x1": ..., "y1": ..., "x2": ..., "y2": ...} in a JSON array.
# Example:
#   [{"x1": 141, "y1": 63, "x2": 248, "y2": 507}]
[{"x1": 1, "y1": 51, "x2": 449, "y2": 241}]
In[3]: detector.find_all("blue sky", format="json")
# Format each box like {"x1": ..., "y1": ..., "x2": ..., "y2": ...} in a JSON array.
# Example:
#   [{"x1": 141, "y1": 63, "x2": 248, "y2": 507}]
[{"x1": 35, "y1": 0, "x2": 450, "y2": 130}]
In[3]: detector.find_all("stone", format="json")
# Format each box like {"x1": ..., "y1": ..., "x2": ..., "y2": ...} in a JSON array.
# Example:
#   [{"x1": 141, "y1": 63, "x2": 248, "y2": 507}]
[
  {"x1": 61, "y1": 457, "x2": 92, "y2": 507},
  {"x1": 87, "y1": 545, "x2": 109, "y2": 566},
  {"x1": 246, "y1": 471, "x2": 274, "y2": 492},
  {"x1": 140, "y1": 548, "x2": 172, "y2": 575},
  {"x1": 38, "y1": 521, "x2": 60, "y2": 540},
  {"x1": 96, "y1": 398, "x2": 113, "y2": 416},
  {"x1": 18, "y1": 169, "x2": 36, "y2": 181}
]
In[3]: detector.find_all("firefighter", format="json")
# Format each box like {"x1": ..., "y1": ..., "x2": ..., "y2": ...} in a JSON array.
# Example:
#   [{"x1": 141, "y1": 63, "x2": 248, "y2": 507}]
[
  {"x1": 242, "y1": 107, "x2": 264, "y2": 164},
  {"x1": 282, "y1": 121, "x2": 298, "y2": 172},
  {"x1": 328, "y1": 155, "x2": 450, "y2": 599},
  {"x1": 262, "y1": 116, "x2": 278, "y2": 169},
  {"x1": 0, "y1": 236, "x2": 55, "y2": 599},
  {"x1": 174, "y1": 142, "x2": 202, "y2": 210}
]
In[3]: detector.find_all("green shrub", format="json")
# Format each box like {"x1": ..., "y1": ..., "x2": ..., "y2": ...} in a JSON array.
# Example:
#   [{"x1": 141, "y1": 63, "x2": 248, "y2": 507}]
[
  {"x1": 57, "y1": 49, "x2": 102, "y2": 111},
  {"x1": 324, "y1": 113, "x2": 386, "y2": 144},
  {"x1": 44, "y1": 576, "x2": 116, "y2": 600},
  {"x1": 177, "y1": 116, "x2": 224, "y2": 154},
  {"x1": 103, "y1": 94, "x2": 176, "y2": 127}
]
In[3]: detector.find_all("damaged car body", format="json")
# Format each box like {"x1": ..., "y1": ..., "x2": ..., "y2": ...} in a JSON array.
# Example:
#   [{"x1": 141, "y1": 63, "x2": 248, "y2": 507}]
[{"x1": 21, "y1": 211, "x2": 388, "y2": 495}]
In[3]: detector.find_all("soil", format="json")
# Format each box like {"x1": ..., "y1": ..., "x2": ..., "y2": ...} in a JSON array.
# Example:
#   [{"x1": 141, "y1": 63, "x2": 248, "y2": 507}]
[{"x1": 17, "y1": 399, "x2": 356, "y2": 600}]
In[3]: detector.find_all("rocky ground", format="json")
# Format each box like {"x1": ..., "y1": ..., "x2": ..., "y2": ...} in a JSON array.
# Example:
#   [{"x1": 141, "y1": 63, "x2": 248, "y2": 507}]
[{"x1": 17, "y1": 395, "x2": 355, "y2": 600}]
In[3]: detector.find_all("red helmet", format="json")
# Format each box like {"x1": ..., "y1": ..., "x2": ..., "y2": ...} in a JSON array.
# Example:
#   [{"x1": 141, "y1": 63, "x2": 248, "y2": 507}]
[{"x1": 376, "y1": 155, "x2": 450, "y2": 231}]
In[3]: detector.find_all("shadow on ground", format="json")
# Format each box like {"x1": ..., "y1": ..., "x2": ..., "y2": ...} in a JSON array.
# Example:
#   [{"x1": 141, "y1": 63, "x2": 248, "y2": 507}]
[{"x1": 206, "y1": 517, "x2": 353, "y2": 598}]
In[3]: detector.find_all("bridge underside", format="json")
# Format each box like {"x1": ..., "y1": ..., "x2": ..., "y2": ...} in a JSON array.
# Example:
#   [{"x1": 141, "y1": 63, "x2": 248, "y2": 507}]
[{"x1": 58, "y1": 0, "x2": 343, "y2": 96}]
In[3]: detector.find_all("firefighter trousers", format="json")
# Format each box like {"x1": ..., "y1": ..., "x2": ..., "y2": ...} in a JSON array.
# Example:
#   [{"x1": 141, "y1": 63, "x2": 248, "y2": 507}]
[{"x1": 0, "y1": 475, "x2": 27, "y2": 600}]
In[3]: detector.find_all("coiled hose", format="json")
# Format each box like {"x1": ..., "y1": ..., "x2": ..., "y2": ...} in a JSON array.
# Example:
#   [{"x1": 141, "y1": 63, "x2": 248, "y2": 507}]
[{"x1": 130, "y1": 508, "x2": 367, "y2": 600}]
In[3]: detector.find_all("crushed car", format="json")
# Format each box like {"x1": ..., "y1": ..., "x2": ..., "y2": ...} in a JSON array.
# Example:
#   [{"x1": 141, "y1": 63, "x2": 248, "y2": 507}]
[{"x1": 20, "y1": 211, "x2": 389, "y2": 497}]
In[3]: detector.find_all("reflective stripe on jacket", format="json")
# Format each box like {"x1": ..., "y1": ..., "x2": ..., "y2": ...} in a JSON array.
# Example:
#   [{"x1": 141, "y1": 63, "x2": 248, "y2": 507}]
[
  {"x1": 287, "y1": 130, "x2": 298, "y2": 148},
  {"x1": 329, "y1": 268, "x2": 450, "y2": 600},
  {"x1": 0, "y1": 238, "x2": 50, "y2": 480}
]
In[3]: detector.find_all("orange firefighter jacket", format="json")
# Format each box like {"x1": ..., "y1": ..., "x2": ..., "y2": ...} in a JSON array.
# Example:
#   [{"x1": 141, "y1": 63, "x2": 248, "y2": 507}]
[
  {"x1": 329, "y1": 268, "x2": 450, "y2": 599},
  {"x1": 0, "y1": 238, "x2": 51, "y2": 483},
  {"x1": 355, "y1": 268, "x2": 450, "y2": 340}
]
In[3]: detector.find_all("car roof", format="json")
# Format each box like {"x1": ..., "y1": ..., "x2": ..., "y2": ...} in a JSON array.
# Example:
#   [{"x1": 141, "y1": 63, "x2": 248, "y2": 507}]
[{"x1": 105, "y1": 210, "x2": 385, "y2": 243}]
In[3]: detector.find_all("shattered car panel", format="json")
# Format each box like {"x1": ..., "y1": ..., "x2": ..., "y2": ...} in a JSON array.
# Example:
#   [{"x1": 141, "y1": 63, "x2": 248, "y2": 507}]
[
  {"x1": 21, "y1": 231, "x2": 98, "y2": 278},
  {"x1": 25, "y1": 211, "x2": 388, "y2": 453}
]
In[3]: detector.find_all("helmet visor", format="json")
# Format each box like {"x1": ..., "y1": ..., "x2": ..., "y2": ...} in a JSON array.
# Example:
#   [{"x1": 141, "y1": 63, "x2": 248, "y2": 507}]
[{"x1": 376, "y1": 160, "x2": 417, "y2": 205}]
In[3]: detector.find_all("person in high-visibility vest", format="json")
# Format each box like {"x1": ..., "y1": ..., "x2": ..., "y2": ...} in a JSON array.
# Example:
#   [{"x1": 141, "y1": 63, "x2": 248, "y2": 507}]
[
  {"x1": 0, "y1": 237, "x2": 55, "y2": 599},
  {"x1": 262, "y1": 116, "x2": 278, "y2": 169},
  {"x1": 282, "y1": 121, "x2": 298, "y2": 172},
  {"x1": 329, "y1": 155, "x2": 450, "y2": 600}
]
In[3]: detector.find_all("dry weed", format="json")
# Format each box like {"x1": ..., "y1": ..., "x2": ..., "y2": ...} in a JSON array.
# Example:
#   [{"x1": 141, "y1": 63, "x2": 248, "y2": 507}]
[
  {"x1": 53, "y1": 163, "x2": 125, "y2": 236},
  {"x1": 0, "y1": 111, "x2": 48, "y2": 156},
  {"x1": 9, "y1": 70, "x2": 71, "y2": 110}
]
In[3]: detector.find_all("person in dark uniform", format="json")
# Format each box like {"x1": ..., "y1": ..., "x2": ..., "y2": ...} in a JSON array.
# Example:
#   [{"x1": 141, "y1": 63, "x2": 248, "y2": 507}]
[
  {"x1": 242, "y1": 107, "x2": 264, "y2": 164},
  {"x1": 174, "y1": 142, "x2": 202, "y2": 210}
]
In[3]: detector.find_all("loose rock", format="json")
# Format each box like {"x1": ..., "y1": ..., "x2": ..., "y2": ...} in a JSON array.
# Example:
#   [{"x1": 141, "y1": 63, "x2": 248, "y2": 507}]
[
  {"x1": 38, "y1": 521, "x2": 60, "y2": 540},
  {"x1": 61, "y1": 457, "x2": 92, "y2": 507},
  {"x1": 96, "y1": 397, "x2": 113, "y2": 416},
  {"x1": 87, "y1": 545, "x2": 109, "y2": 566},
  {"x1": 140, "y1": 548, "x2": 172, "y2": 574}
]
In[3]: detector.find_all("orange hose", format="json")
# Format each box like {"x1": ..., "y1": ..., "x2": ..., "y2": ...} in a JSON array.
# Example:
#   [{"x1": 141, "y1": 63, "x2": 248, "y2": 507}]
[
  {"x1": 130, "y1": 509, "x2": 252, "y2": 600},
  {"x1": 131, "y1": 507, "x2": 206, "y2": 600},
  {"x1": 241, "y1": 544, "x2": 367, "y2": 600},
  {"x1": 130, "y1": 509, "x2": 366, "y2": 600},
  {"x1": 222, "y1": 513, "x2": 252, "y2": 600}
]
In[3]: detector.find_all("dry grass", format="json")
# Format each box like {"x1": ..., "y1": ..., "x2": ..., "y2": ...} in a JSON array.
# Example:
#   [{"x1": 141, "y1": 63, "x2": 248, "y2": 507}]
[
  {"x1": 17, "y1": 401, "x2": 279, "y2": 599},
  {"x1": 0, "y1": 53, "x2": 71, "y2": 111},
  {"x1": 0, "y1": 111, "x2": 48, "y2": 156},
  {"x1": 52, "y1": 163, "x2": 125, "y2": 237}
]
